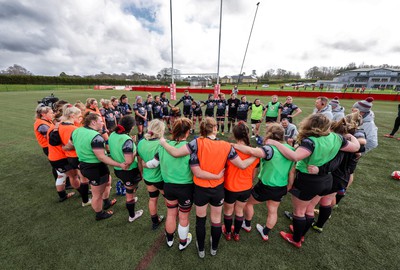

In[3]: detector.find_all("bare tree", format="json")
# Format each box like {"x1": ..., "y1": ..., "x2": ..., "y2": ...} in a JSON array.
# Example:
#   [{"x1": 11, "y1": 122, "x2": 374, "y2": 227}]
[{"x1": 1, "y1": 64, "x2": 33, "y2": 75}]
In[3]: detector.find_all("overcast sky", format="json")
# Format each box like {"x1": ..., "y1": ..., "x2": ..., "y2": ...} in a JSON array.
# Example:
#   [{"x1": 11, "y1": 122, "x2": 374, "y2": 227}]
[{"x1": 1, "y1": 0, "x2": 399, "y2": 77}]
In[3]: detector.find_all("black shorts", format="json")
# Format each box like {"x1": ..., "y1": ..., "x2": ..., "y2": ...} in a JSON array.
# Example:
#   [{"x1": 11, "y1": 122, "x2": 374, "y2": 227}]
[
  {"x1": 205, "y1": 111, "x2": 214, "y2": 117},
  {"x1": 237, "y1": 114, "x2": 247, "y2": 122},
  {"x1": 164, "y1": 183, "x2": 194, "y2": 209},
  {"x1": 193, "y1": 111, "x2": 202, "y2": 117},
  {"x1": 224, "y1": 188, "x2": 252, "y2": 204},
  {"x1": 153, "y1": 114, "x2": 163, "y2": 120},
  {"x1": 135, "y1": 116, "x2": 145, "y2": 126},
  {"x1": 183, "y1": 107, "x2": 192, "y2": 117},
  {"x1": 144, "y1": 179, "x2": 164, "y2": 190},
  {"x1": 67, "y1": 157, "x2": 80, "y2": 170},
  {"x1": 80, "y1": 162, "x2": 110, "y2": 186},
  {"x1": 281, "y1": 115, "x2": 293, "y2": 123},
  {"x1": 251, "y1": 180, "x2": 287, "y2": 202},
  {"x1": 251, "y1": 119, "x2": 262, "y2": 124},
  {"x1": 216, "y1": 116, "x2": 225, "y2": 122},
  {"x1": 146, "y1": 113, "x2": 152, "y2": 121},
  {"x1": 330, "y1": 176, "x2": 349, "y2": 193},
  {"x1": 216, "y1": 110, "x2": 225, "y2": 117},
  {"x1": 194, "y1": 183, "x2": 224, "y2": 207},
  {"x1": 265, "y1": 116, "x2": 278, "y2": 123},
  {"x1": 228, "y1": 116, "x2": 236, "y2": 122},
  {"x1": 50, "y1": 158, "x2": 72, "y2": 173},
  {"x1": 289, "y1": 171, "x2": 333, "y2": 201},
  {"x1": 114, "y1": 168, "x2": 142, "y2": 187}
]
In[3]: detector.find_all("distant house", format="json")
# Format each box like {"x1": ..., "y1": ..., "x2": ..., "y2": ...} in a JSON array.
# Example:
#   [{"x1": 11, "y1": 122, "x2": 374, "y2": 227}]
[
  {"x1": 220, "y1": 76, "x2": 233, "y2": 84},
  {"x1": 186, "y1": 76, "x2": 212, "y2": 87},
  {"x1": 330, "y1": 68, "x2": 400, "y2": 90},
  {"x1": 231, "y1": 75, "x2": 258, "y2": 84}
]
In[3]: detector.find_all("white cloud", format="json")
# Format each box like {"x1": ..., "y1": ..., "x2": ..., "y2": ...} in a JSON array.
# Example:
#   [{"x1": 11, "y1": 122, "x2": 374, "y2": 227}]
[{"x1": 0, "y1": 0, "x2": 400, "y2": 77}]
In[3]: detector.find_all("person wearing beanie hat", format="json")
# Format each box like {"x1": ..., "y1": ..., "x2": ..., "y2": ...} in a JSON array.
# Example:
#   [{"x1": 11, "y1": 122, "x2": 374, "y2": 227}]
[
  {"x1": 313, "y1": 96, "x2": 333, "y2": 120},
  {"x1": 384, "y1": 104, "x2": 400, "y2": 140},
  {"x1": 330, "y1": 99, "x2": 345, "y2": 121},
  {"x1": 352, "y1": 97, "x2": 374, "y2": 113},
  {"x1": 352, "y1": 97, "x2": 378, "y2": 153}
]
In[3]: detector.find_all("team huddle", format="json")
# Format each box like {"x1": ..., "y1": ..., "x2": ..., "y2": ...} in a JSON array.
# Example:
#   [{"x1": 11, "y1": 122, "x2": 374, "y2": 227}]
[{"x1": 33, "y1": 91, "x2": 378, "y2": 257}]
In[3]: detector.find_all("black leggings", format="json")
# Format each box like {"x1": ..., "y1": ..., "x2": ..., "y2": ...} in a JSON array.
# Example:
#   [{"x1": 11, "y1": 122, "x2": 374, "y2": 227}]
[{"x1": 390, "y1": 116, "x2": 400, "y2": 136}]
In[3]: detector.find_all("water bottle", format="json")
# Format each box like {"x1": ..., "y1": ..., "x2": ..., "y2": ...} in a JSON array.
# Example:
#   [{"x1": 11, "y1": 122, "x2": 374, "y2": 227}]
[
  {"x1": 116, "y1": 180, "x2": 122, "y2": 195},
  {"x1": 121, "y1": 184, "x2": 126, "y2": 196}
]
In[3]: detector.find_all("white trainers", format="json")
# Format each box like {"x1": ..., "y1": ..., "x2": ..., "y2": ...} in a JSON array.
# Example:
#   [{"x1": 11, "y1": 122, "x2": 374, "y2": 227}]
[
  {"x1": 210, "y1": 237, "x2": 217, "y2": 256},
  {"x1": 166, "y1": 236, "x2": 174, "y2": 247},
  {"x1": 128, "y1": 209, "x2": 144, "y2": 223},
  {"x1": 178, "y1": 233, "x2": 192, "y2": 251},
  {"x1": 241, "y1": 220, "x2": 251, "y2": 232},
  {"x1": 256, "y1": 224, "x2": 269, "y2": 241},
  {"x1": 82, "y1": 198, "x2": 92, "y2": 207},
  {"x1": 251, "y1": 135, "x2": 256, "y2": 138},
  {"x1": 196, "y1": 241, "x2": 205, "y2": 259}
]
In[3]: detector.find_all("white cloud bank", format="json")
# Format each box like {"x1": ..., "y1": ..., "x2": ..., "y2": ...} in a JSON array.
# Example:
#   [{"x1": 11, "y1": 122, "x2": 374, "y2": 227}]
[{"x1": 0, "y1": 0, "x2": 399, "y2": 77}]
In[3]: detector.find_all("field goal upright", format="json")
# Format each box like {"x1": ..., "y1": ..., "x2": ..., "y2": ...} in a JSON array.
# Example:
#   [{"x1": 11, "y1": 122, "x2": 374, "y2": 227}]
[
  {"x1": 178, "y1": 72, "x2": 218, "y2": 88},
  {"x1": 328, "y1": 83, "x2": 344, "y2": 93}
]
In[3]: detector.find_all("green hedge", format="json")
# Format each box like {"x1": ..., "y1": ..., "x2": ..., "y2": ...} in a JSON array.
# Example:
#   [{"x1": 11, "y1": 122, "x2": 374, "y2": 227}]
[{"x1": 0, "y1": 75, "x2": 189, "y2": 86}]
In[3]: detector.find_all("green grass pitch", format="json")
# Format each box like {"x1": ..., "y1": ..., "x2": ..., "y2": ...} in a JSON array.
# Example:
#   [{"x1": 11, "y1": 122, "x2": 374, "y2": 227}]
[{"x1": 0, "y1": 88, "x2": 399, "y2": 269}]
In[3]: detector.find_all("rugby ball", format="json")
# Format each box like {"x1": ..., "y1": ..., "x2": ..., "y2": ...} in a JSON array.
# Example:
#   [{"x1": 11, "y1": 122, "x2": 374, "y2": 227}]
[{"x1": 391, "y1": 171, "x2": 400, "y2": 180}]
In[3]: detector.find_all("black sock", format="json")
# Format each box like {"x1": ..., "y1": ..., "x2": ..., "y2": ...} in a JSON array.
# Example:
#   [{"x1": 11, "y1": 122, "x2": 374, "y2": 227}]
[
  {"x1": 196, "y1": 216, "x2": 207, "y2": 251},
  {"x1": 95, "y1": 210, "x2": 103, "y2": 217},
  {"x1": 151, "y1": 214, "x2": 159, "y2": 225},
  {"x1": 79, "y1": 183, "x2": 89, "y2": 203},
  {"x1": 57, "y1": 190, "x2": 67, "y2": 199},
  {"x1": 234, "y1": 216, "x2": 244, "y2": 234},
  {"x1": 263, "y1": 226, "x2": 271, "y2": 235},
  {"x1": 65, "y1": 177, "x2": 71, "y2": 187},
  {"x1": 227, "y1": 123, "x2": 231, "y2": 132},
  {"x1": 217, "y1": 124, "x2": 220, "y2": 132},
  {"x1": 52, "y1": 168, "x2": 58, "y2": 182},
  {"x1": 292, "y1": 215, "x2": 306, "y2": 242},
  {"x1": 211, "y1": 223, "x2": 222, "y2": 250},
  {"x1": 302, "y1": 214, "x2": 315, "y2": 236},
  {"x1": 315, "y1": 206, "x2": 332, "y2": 228},
  {"x1": 103, "y1": 198, "x2": 111, "y2": 207},
  {"x1": 224, "y1": 214, "x2": 233, "y2": 233},
  {"x1": 336, "y1": 193, "x2": 345, "y2": 205},
  {"x1": 180, "y1": 238, "x2": 187, "y2": 245},
  {"x1": 166, "y1": 231, "x2": 174, "y2": 241},
  {"x1": 221, "y1": 124, "x2": 224, "y2": 133},
  {"x1": 245, "y1": 219, "x2": 251, "y2": 227},
  {"x1": 126, "y1": 200, "x2": 136, "y2": 218}
]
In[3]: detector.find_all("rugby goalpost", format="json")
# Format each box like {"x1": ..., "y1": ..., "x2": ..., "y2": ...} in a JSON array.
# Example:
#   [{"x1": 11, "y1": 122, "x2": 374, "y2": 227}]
[
  {"x1": 327, "y1": 83, "x2": 344, "y2": 93},
  {"x1": 169, "y1": 0, "x2": 223, "y2": 100}
]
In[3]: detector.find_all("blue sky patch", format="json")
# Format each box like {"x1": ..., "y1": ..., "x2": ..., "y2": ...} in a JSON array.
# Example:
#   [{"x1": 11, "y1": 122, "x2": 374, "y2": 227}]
[{"x1": 122, "y1": 3, "x2": 162, "y2": 34}]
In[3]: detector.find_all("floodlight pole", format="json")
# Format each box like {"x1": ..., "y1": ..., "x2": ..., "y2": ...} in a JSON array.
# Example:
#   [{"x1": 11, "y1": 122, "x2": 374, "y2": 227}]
[{"x1": 238, "y1": 2, "x2": 260, "y2": 85}]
